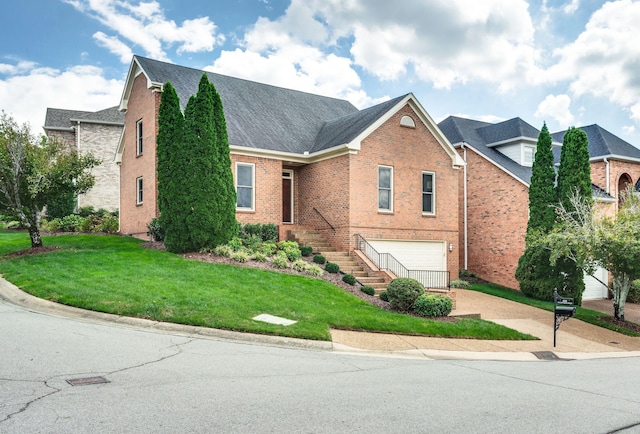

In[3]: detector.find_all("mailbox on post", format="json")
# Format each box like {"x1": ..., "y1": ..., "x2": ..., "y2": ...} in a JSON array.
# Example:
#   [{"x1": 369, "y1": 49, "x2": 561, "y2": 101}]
[{"x1": 553, "y1": 288, "x2": 576, "y2": 347}]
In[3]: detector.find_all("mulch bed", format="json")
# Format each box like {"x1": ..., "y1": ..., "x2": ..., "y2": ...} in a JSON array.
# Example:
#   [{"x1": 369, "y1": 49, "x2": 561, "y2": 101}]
[
  {"x1": 4, "y1": 246, "x2": 60, "y2": 258},
  {"x1": 597, "y1": 316, "x2": 640, "y2": 333}
]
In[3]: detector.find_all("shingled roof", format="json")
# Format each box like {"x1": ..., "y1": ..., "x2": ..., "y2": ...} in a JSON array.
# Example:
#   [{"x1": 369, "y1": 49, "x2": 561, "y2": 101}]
[
  {"x1": 438, "y1": 115, "x2": 535, "y2": 184},
  {"x1": 129, "y1": 56, "x2": 358, "y2": 154},
  {"x1": 552, "y1": 124, "x2": 640, "y2": 162},
  {"x1": 44, "y1": 106, "x2": 124, "y2": 131}
]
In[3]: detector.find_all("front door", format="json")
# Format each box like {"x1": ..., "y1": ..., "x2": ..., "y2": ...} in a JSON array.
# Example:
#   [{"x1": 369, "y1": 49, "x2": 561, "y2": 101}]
[{"x1": 282, "y1": 170, "x2": 293, "y2": 224}]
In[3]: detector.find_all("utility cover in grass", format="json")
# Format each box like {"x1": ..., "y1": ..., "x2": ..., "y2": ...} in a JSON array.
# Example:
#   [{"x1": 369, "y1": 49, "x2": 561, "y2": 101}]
[{"x1": 252, "y1": 314, "x2": 297, "y2": 326}]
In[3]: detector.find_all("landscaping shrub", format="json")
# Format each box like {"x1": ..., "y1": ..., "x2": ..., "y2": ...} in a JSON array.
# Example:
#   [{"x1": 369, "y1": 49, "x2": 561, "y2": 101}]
[
  {"x1": 252, "y1": 252, "x2": 268, "y2": 262},
  {"x1": 147, "y1": 217, "x2": 165, "y2": 242},
  {"x1": 313, "y1": 254, "x2": 326, "y2": 264},
  {"x1": 292, "y1": 259, "x2": 309, "y2": 272},
  {"x1": 450, "y1": 279, "x2": 470, "y2": 289},
  {"x1": 213, "y1": 244, "x2": 233, "y2": 257},
  {"x1": 628, "y1": 280, "x2": 640, "y2": 303},
  {"x1": 300, "y1": 245, "x2": 313, "y2": 256},
  {"x1": 379, "y1": 291, "x2": 389, "y2": 302},
  {"x1": 59, "y1": 214, "x2": 84, "y2": 232},
  {"x1": 386, "y1": 278, "x2": 424, "y2": 312},
  {"x1": 258, "y1": 242, "x2": 278, "y2": 256},
  {"x1": 325, "y1": 262, "x2": 340, "y2": 273},
  {"x1": 272, "y1": 254, "x2": 289, "y2": 269},
  {"x1": 231, "y1": 250, "x2": 249, "y2": 263},
  {"x1": 305, "y1": 264, "x2": 323, "y2": 277},
  {"x1": 278, "y1": 241, "x2": 301, "y2": 261},
  {"x1": 342, "y1": 274, "x2": 357, "y2": 285},
  {"x1": 413, "y1": 294, "x2": 453, "y2": 317},
  {"x1": 99, "y1": 215, "x2": 119, "y2": 233},
  {"x1": 42, "y1": 218, "x2": 62, "y2": 232},
  {"x1": 360, "y1": 285, "x2": 375, "y2": 296},
  {"x1": 228, "y1": 237, "x2": 244, "y2": 251},
  {"x1": 261, "y1": 223, "x2": 278, "y2": 242}
]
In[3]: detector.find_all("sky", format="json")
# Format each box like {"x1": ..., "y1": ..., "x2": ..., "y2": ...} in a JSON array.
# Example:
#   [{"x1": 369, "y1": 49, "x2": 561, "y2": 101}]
[{"x1": 1, "y1": 0, "x2": 640, "y2": 147}]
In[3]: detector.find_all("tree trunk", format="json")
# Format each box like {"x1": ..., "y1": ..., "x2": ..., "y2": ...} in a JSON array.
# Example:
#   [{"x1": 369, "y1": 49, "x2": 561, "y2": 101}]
[
  {"x1": 612, "y1": 274, "x2": 631, "y2": 321},
  {"x1": 28, "y1": 226, "x2": 42, "y2": 248}
]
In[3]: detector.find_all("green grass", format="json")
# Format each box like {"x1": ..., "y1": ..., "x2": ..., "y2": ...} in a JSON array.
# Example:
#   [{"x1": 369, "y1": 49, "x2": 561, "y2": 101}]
[
  {"x1": 0, "y1": 231, "x2": 535, "y2": 341},
  {"x1": 468, "y1": 282, "x2": 640, "y2": 337}
]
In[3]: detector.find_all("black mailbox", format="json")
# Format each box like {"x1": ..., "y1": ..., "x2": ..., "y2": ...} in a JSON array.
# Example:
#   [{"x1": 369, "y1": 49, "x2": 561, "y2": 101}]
[{"x1": 555, "y1": 305, "x2": 576, "y2": 317}]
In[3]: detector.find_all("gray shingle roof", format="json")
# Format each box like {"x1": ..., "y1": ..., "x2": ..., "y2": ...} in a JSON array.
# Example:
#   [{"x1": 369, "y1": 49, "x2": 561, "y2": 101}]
[
  {"x1": 438, "y1": 116, "x2": 534, "y2": 184},
  {"x1": 552, "y1": 124, "x2": 640, "y2": 161},
  {"x1": 134, "y1": 56, "x2": 358, "y2": 154},
  {"x1": 44, "y1": 106, "x2": 124, "y2": 130}
]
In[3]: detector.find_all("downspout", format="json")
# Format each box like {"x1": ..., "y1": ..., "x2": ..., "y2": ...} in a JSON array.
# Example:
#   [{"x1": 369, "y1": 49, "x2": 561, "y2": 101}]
[
  {"x1": 76, "y1": 120, "x2": 81, "y2": 212},
  {"x1": 604, "y1": 157, "x2": 610, "y2": 194},
  {"x1": 461, "y1": 142, "x2": 468, "y2": 270}
]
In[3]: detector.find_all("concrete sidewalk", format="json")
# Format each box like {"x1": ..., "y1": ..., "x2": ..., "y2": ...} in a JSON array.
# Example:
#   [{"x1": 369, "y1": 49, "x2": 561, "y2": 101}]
[{"x1": 330, "y1": 289, "x2": 640, "y2": 360}]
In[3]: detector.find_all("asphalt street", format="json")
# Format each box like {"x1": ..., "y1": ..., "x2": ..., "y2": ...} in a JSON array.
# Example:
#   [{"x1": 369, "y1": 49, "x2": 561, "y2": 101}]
[{"x1": 2, "y1": 298, "x2": 640, "y2": 433}]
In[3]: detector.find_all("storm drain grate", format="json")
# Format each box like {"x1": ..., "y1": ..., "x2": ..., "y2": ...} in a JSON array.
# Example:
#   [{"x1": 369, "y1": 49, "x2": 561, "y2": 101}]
[
  {"x1": 66, "y1": 376, "x2": 110, "y2": 386},
  {"x1": 532, "y1": 351, "x2": 560, "y2": 360}
]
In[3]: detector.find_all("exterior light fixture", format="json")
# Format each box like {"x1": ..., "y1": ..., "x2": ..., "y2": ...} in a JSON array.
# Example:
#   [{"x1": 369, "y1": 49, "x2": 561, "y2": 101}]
[{"x1": 449, "y1": 242, "x2": 454, "y2": 252}]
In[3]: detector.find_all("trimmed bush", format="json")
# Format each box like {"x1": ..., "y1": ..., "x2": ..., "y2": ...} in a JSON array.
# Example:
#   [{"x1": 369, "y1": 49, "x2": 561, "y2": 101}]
[
  {"x1": 272, "y1": 254, "x2": 289, "y2": 269},
  {"x1": 59, "y1": 214, "x2": 84, "y2": 232},
  {"x1": 379, "y1": 291, "x2": 389, "y2": 302},
  {"x1": 231, "y1": 250, "x2": 249, "y2": 263},
  {"x1": 325, "y1": 262, "x2": 340, "y2": 273},
  {"x1": 42, "y1": 218, "x2": 62, "y2": 232},
  {"x1": 228, "y1": 237, "x2": 244, "y2": 251},
  {"x1": 300, "y1": 245, "x2": 313, "y2": 256},
  {"x1": 252, "y1": 252, "x2": 268, "y2": 262},
  {"x1": 360, "y1": 285, "x2": 375, "y2": 296},
  {"x1": 305, "y1": 264, "x2": 323, "y2": 277},
  {"x1": 450, "y1": 280, "x2": 470, "y2": 289},
  {"x1": 99, "y1": 215, "x2": 119, "y2": 233},
  {"x1": 292, "y1": 259, "x2": 309, "y2": 272},
  {"x1": 214, "y1": 244, "x2": 233, "y2": 257},
  {"x1": 628, "y1": 280, "x2": 640, "y2": 303},
  {"x1": 313, "y1": 254, "x2": 326, "y2": 265},
  {"x1": 386, "y1": 278, "x2": 424, "y2": 312},
  {"x1": 413, "y1": 294, "x2": 453, "y2": 317},
  {"x1": 342, "y1": 274, "x2": 357, "y2": 285},
  {"x1": 258, "y1": 242, "x2": 278, "y2": 256},
  {"x1": 147, "y1": 217, "x2": 165, "y2": 241}
]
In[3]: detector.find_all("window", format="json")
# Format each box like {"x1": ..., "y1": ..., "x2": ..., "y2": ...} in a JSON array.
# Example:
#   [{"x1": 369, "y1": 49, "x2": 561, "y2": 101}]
[
  {"x1": 523, "y1": 145, "x2": 535, "y2": 166},
  {"x1": 136, "y1": 177, "x2": 143, "y2": 205},
  {"x1": 422, "y1": 172, "x2": 435, "y2": 215},
  {"x1": 236, "y1": 163, "x2": 255, "y2": 210},
  {"x1": 136, "y1": 119, "x2": 143, "y2": 156},
  {"x1": 378, "y1": 165, "x2": 393, "y2": 212}
]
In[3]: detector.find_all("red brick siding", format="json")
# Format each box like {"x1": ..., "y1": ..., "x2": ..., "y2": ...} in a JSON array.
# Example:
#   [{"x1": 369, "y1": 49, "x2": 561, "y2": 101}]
[
  {"x1": 119, "y1": 73, "x2": 160, "y2": 237},
  {"x1": 232, "y1": 155, "x2": 282, "y2": 226},
  {"x1": 458, "y1": 146, "x2": 529, "y2": 289}
]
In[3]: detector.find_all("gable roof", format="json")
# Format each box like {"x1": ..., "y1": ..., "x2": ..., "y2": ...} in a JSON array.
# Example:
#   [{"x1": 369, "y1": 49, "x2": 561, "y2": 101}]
[
  {"x1": 438, "y1": 116, "x2": 534, "y2": 185},
  {"x1": 44, "y1": 106, "x2": 124, "y2": 132},
  {"x1": 552, "y1": 124, "x2": 640, "y2": 163},
  {"x1": 122, "y1": 55, "x2": 358, "y2": 155}
]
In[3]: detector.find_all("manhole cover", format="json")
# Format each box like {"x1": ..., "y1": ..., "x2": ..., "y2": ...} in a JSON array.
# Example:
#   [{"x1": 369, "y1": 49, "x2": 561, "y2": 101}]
[
  {"x1": 66, "y1": 376, "x2": 110, "y2": 386},
  {"x1": 532, "y1": 351, "x2": 560, "y2": 360}
]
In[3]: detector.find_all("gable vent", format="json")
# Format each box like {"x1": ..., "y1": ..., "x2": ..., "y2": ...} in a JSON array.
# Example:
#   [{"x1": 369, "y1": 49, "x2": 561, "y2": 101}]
[{"x1": 400, "y1": 115, "x2": 416, "y2": 128}]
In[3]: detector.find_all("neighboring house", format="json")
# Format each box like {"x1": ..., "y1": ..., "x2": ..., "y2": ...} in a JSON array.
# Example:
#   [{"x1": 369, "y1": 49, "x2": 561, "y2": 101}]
[
  {"x1": 43, "y1": 107, "x2": 124, "y2": 212},
  {"x1": 116, "y1": 55, "x2": 465, "y2": 281},
  {"x1": 439, "y1": 116, "x2": 640, "y2": 299}
]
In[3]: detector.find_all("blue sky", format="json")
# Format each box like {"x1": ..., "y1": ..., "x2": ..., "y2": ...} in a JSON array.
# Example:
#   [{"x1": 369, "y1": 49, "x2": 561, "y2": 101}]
[{"x1": 1, "y1": 0, "x2": 640, "y2": 148}]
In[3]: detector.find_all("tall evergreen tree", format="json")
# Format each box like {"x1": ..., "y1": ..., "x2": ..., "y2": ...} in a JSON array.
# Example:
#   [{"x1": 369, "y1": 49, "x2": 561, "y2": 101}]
[
  {"x1": 516, "y1": 123, "x2": 558, "y2": 300},
  {"x1": 554, "y1": 127, "x2": 592, "y2": 305},
  {"x1": 156, "y1": 81, "x2": 188, "y2": 253},
  {"x1": 210, "y1": 81, "x2": 237, "y2": 246}
]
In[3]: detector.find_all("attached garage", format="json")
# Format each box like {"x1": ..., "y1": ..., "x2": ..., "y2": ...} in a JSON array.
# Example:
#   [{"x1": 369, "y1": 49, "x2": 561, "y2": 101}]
[
  {"x1": 367, "y1": 239, "x2": 448, "y2": 288},
  {"x1": 583, "y1": 267, "x2": 609, "y2": 300}
]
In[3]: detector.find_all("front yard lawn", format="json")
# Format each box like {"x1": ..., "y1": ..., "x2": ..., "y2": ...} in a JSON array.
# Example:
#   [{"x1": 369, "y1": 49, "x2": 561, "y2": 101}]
[{"x1": 0, "y1": 231, "x2": 534, "y2": 341}]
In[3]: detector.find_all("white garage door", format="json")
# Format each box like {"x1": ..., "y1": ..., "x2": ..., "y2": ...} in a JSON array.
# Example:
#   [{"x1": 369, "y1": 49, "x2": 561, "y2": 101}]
[
  {"x1": 583, "y1": 267, "x2": 608, "y2": 300},
  {"x1": 367, "y1": 239, "x2": 446, "y2": 271}
]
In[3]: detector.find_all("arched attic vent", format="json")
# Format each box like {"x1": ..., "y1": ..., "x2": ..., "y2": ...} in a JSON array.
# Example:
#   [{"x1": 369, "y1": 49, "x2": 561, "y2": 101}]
[{"x1": 400, "y1": 115, "x2": 416, "y2": 128}]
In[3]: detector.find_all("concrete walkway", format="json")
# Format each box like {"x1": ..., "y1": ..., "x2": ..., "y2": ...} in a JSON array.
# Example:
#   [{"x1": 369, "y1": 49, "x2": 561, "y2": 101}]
[
  {"x1": 2, "y1": 276, "x2": 640, "y2": 361},
  {"x1": 330, "y1": 289, "x2": 640, "y2": 360}
]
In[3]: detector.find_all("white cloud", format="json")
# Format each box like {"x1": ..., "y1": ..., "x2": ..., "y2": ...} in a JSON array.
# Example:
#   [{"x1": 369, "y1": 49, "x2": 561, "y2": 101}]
[
  {"x1": 546, "y1": 0, "x2": 640, "y2": 125},
  {"x1": 622, "y1": 125, "x2": 636, "y2": 135},
  {"x1": 535, "y1": 94, "x2": 575, "y2": 128},
  {"x1": 0, "y1": 61, "x2": 123, "y2": 132},
  {"x1": 563, "y1": 0, "x2": 580, "y2": 14},
  {"x1": 64, "y1": 0, "x2": 223, "y2": 62}
]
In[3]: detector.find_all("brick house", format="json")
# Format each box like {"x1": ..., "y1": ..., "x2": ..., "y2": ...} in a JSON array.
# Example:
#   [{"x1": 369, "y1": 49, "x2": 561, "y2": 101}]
[
  {"x1": 43, "y1": 107, "x2": 124, "y2": 212},
  {"x1": 116, "y1": 56, "x2": 464, "y2": 283},
  {"x1": 438, "y1": 116, "x2": 640, "y2": 298}
]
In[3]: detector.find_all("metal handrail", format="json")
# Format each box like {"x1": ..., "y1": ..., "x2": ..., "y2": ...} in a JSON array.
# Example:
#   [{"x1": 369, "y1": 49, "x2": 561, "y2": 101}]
[
  {"x1": 355, "y1": 234, "x2": 450, "y2": 289},
  {"x1": 313, "y1": 207, "x2": 335, "y2": 232}
]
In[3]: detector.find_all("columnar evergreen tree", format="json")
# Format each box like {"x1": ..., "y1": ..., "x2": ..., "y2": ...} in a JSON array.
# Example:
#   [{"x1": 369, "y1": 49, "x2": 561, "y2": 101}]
[
  {"x1": 554, "y1": 127, "x2": 592, "y2": 305},
  {"x1": 156, "y1": 82, "x2": 188, "y2": 253},
  {"x1": 210, "y1": 81, "x2": 237, "y2": 246},
  {"x1": 515, "y1": 123, "x2": 558, "y2": 300}
]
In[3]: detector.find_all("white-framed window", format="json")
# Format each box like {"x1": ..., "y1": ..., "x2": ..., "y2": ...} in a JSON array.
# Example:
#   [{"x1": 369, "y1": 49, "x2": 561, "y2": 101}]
[
  {"x1": 378, "y1": 165, "x2": 393, "y2": 212},
  {"x1": 422, "y1": 171, "x2": 435, "y2": 215},
  {"x1": 523, "y1": 145, "x2": 535, "y2": 166},
  {"x1": 136, "y1": 119, "x2": 143, "y2": 156},
  {"x1": 236, "y1": 162, "x2": 255, "y2": 211},
  {"x1": 136, "y1": 177, "x2": 143, "y2": 205}
]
